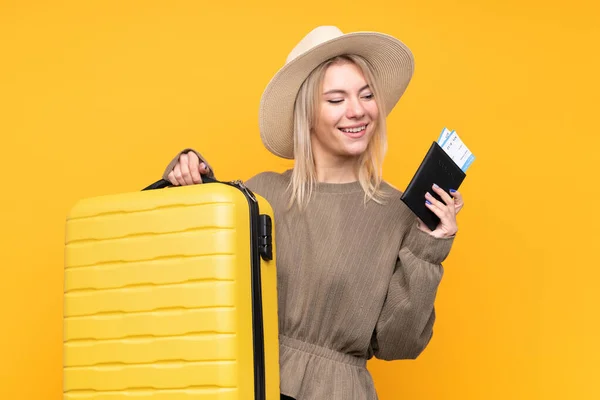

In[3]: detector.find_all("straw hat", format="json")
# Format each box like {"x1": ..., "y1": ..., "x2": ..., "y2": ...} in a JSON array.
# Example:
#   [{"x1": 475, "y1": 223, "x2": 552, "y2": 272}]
[{"x1": 258, "y1": 25, "x2": 415, "y2": 159}]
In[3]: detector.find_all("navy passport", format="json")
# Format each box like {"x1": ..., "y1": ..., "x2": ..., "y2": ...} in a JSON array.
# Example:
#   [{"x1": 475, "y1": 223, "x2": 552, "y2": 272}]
[{"x1": 400, "y1": 141, "x2": 466, "y2": 231}]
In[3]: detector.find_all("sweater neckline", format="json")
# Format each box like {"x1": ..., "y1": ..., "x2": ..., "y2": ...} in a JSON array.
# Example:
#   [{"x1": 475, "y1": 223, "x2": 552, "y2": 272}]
[
  {"x1": 313, "y1": 180, "x2": 364, "y2": 194},
  {"x1": 282, "y1": 169, "x2": 364, "y2": 194}
]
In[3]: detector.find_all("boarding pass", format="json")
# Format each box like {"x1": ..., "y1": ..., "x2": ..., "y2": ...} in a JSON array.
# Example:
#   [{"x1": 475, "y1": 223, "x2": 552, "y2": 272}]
[{"x1": 437, "y1": 127, "x2": 475, "y2": 172}]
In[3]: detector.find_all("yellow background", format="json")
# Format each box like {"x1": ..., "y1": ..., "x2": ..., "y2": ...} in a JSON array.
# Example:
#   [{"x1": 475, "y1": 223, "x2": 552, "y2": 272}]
[{"x1": 1, "y1": 0, "x2": 599, "y2": 399}]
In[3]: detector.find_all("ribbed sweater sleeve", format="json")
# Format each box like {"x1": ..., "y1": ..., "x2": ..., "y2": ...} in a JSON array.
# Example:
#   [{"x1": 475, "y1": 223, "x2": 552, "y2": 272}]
[{"x1": 371, "y1": 224, "x2": 453, "y2": 360}]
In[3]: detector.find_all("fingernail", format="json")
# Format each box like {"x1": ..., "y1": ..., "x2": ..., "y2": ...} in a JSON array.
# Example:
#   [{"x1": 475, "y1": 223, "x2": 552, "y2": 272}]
[
  {"x1": 450, "y1": 189, "x2": 456, "y2": 193},
  {"x1": 433, "y1": 183, "x2": 439, "y2": 189},
  {"x1": 425, "y1": 192, "x2": 431, "y2": 198},
  {"x1": 426, "y1": 200, "x2": 432, "y2": 205}
]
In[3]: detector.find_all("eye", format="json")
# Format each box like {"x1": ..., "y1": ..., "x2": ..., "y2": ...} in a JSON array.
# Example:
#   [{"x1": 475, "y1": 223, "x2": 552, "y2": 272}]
[
  {"x1": 362, "y1": 93, "x2": 374, "y2": 100},
  {"x1": 327, "y1": 99, "x2": 344, "y2": 104}
]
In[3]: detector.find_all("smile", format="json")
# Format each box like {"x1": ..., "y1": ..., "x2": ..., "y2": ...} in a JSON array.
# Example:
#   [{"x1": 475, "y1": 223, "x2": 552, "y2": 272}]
[{"x1": 339, "y1": 124, "x2": 367, "y2": 134}]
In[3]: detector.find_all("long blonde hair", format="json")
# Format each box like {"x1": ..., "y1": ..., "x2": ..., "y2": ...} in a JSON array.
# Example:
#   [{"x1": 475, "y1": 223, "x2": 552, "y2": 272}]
[{"x1": 288, "y1": 54, "x2": 389, "y2": 209}]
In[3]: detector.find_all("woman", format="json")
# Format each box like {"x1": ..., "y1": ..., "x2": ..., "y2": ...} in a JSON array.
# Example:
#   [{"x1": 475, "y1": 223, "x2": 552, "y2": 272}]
[{"x1": 162, "y1": 26, "x2": 464, "y2": 400}]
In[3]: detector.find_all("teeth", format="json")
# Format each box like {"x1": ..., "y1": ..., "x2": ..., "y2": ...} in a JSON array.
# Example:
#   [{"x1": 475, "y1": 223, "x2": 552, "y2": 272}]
[{"x1": 340, "y1": 126, "x2": 366, "y2": 133}]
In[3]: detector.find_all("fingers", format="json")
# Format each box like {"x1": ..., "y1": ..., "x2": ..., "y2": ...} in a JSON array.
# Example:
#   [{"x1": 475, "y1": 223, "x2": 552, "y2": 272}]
[
  {"x1": 187, "y1": 153, "x2": 203, "y2": 184},
  {"x1": 171, "y1": 163, "x2": 185, "y2": 186},
  {"x1": 168, "y1": 152, "x2": 207, "y2": 186},
  {"x1": 171, "y1": 154, "x2": 191, "y2": 186},
  {"x1": 429, "y1": 183, "x2": 466, "y2": 214},
  {"x1": 167, "y1": 170, "x2": 179, "y2": 186},
  {"x1": 424, "y1": 189, "x2": 450, "y2": 214},
  {"x1": 431, "y1": 184, "x2": 454, "y2": 208},
  {"x1": 425, "y1": 184, "x2": 459, "y2": 237},
  {"x1": 424, "y1": 194, "x2": 447, "y2": 219},
  {"x1": 451, "y1": 189, "x2": 464, "y2": 214},
  {"x1": 180, "y1": 153, "x2": 197, "y2": 185},
  {"x1": 199, "y1": 162, "x2": 210, "y2": 176}
]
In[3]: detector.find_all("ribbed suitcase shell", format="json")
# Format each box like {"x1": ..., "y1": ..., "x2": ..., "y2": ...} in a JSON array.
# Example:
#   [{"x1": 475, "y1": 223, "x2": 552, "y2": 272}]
[{"x1": 63, "y1": 182, "x2": 279, "y2": 399}]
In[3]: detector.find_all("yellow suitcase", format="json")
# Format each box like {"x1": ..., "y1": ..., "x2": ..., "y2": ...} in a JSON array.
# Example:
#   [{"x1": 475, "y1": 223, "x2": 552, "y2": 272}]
[{"x1": 63, "y1": 177, "x2": 279, "y2": 400}]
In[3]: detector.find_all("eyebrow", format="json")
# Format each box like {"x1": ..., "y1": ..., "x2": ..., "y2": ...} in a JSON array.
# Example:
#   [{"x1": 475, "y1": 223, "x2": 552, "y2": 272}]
[{"x1": 323, "y1": 84, "x2": 370, "y2": 96}]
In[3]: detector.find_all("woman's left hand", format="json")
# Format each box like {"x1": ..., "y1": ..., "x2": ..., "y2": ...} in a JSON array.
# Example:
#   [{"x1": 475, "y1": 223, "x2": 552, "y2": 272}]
[{"x1": 417, "y1": 184, "x2": 464, "y2": 238}]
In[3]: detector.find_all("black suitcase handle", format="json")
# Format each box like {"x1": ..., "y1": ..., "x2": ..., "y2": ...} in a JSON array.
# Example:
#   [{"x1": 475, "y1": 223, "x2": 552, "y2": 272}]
[{"x1": 142, "y1": 176, "x2": 217, "y2": 191}]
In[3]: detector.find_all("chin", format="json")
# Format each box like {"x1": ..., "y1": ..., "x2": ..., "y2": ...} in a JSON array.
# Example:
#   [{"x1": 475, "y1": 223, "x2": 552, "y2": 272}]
[
  {"x1": 341, "y1": 142, "x2": 369, "y2": 158},
  {"x1": 336, "y1": 129, "x2": 373, "y2": 157}
]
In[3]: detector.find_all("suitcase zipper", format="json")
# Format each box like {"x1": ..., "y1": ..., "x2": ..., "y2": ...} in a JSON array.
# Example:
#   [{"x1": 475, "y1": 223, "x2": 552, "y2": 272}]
[
  {"x1": 230, "y1": 180, "x2": 266, "y2": 400},
  {"x1": 144, "y1": 177, "x2": 268, "y2": 399}
]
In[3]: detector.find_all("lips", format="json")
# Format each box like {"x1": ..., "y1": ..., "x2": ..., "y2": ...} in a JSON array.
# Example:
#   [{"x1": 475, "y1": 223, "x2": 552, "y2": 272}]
[{"x1": 338, "y1": 124, "x2": 368, "y2": 139}]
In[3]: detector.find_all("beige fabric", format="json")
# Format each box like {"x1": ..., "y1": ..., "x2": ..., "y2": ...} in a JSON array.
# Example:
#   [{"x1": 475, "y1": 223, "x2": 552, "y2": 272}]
[{"x1": 162, "y1": 152, "x2": 455, "y2": 399}]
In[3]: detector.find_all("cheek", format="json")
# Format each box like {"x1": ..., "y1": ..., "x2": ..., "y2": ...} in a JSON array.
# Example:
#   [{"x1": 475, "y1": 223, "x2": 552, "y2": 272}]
[
  {"x1": 366, "y1": 102, "x2": 380, "y2": 120},
  {"x1": 316, "y1": 107, "x2": 344, "y2": 134}
]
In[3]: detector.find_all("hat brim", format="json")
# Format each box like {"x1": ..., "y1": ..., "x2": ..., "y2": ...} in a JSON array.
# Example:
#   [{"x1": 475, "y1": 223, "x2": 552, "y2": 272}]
[{"x1": 259, "y1": 31, "x2": 415, "y2": 159}]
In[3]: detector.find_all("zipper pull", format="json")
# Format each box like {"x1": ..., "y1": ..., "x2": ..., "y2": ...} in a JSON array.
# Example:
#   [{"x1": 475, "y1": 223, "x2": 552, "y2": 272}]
[{"x1": 231, "y1": 180, "x2": 257, "y2": 203}]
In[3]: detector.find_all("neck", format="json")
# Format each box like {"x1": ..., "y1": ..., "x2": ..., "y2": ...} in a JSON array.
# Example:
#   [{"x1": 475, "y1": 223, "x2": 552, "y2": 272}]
[{"x1": 314, "y1": 155, "x2": 359, "y2": 183}]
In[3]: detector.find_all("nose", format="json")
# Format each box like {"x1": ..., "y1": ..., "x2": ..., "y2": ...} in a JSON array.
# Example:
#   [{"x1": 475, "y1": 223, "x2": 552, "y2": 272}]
[{"x1": 346, "y1": 97, "x2": 365, "y2": 119}]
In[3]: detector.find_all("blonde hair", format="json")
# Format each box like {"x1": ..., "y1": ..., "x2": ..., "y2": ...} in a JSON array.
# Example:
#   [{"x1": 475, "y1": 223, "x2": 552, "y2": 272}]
[{"x1": 288, "y1": 54, "x2": 389, "y2": 209}]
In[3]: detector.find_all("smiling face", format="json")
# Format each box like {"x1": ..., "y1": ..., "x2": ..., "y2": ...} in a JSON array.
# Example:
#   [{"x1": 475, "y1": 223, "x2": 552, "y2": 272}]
[{"x1": 311, "y1": 61, "x2": 380, "y2": 166}]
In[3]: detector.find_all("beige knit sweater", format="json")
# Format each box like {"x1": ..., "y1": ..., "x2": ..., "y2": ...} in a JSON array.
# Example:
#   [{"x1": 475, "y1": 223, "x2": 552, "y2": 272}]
[{"x1": 163, "y1": 155, "x2": 455, "y2": 400}]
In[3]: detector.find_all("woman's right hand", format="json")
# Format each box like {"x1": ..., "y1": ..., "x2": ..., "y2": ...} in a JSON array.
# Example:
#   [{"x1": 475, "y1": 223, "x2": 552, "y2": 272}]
[{"x1": 167, "y1": 151, "x2": 210, "y2": 186}]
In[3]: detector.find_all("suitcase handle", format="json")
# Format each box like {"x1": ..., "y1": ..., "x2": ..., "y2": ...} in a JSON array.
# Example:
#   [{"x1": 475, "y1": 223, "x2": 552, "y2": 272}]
[{"x1": 142, "y1": 176, "x2": 217, "y2": 191}]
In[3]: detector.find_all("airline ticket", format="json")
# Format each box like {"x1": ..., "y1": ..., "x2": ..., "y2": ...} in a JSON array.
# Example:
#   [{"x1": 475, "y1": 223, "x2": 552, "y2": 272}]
[{"x1": 437, "y1": 127, "x2": 475, "y2": 172}]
